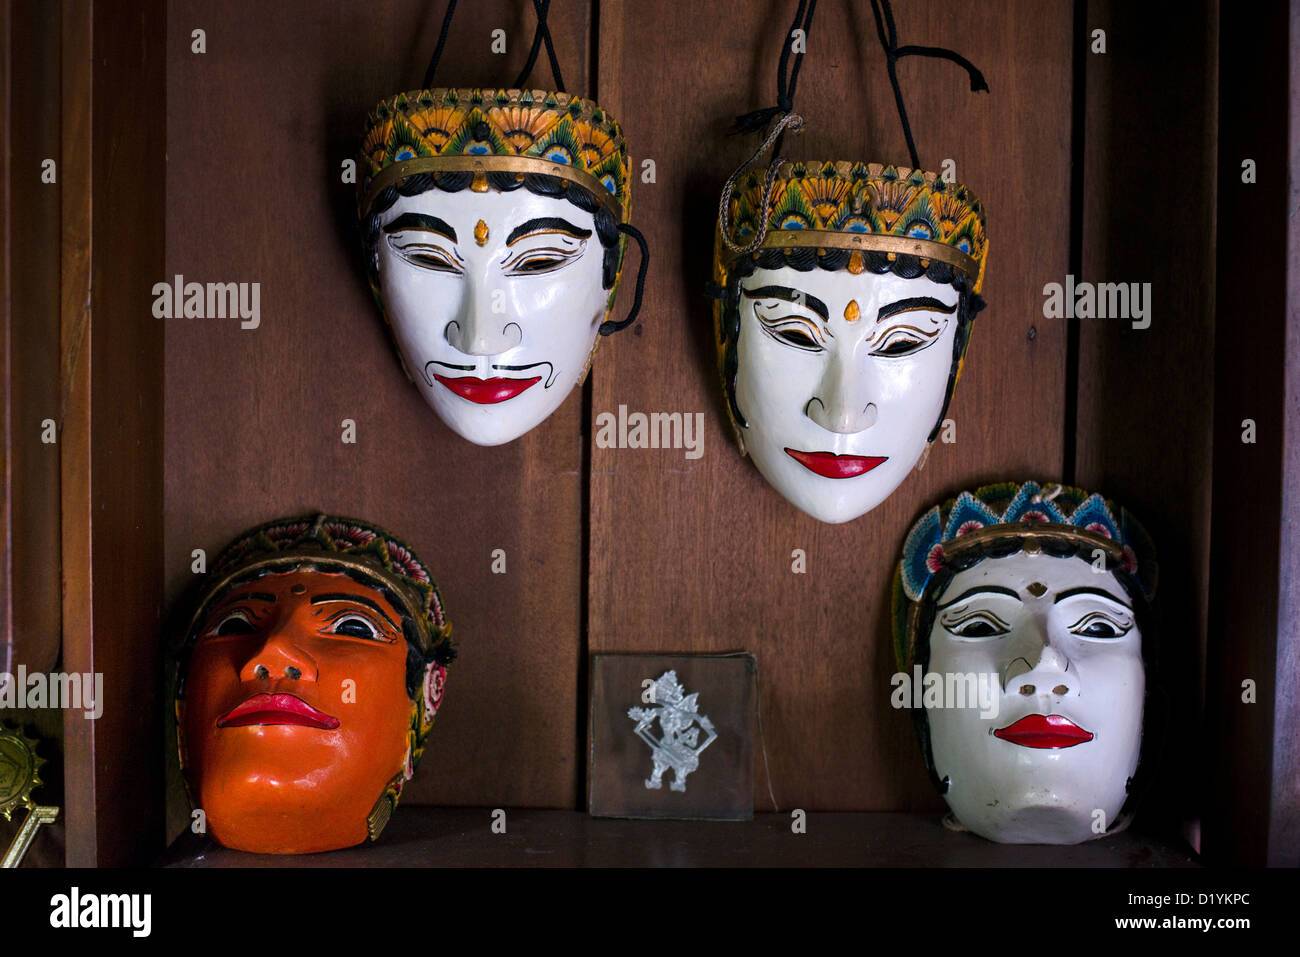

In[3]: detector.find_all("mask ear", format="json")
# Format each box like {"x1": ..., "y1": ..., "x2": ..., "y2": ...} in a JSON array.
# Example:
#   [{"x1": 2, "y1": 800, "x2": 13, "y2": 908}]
[
  {"x1": 421, "y1": 662, "x2": 447, "y2": 724},
  {"x1": 405, "y1": 662, "x2": 447, "y2": 784}
]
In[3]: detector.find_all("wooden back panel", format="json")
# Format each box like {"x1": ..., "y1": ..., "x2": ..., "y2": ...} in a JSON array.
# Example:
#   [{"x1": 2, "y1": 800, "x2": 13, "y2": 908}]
[
  {"x1": 110, "y1": 0, "x2": 1290, "y2": 869},
  {"x1": 1075, "y1": 0, "x2": 1218, "y2": 850},
  {"x1": 162, "y1": 0, "x2": 593, "y2": 831},
  {"x1": 588, "y1": 0, "x2": 1071, "y2": 811}
]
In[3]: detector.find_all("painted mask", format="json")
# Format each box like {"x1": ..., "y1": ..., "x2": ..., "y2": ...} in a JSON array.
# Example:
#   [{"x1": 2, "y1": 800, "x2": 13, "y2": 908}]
[
  {"x1": 357, "y1": 88, "x2": 637, "y2": 446},
  {"x1": 175, "y1": 515, "x2": 454, "y2": 854},
  {"x1": 893, "y1": 482, "x2": 1158, "y2": 844},
  {"x1": 714, "y1": 162, "x2": 989, "y2": 523}
]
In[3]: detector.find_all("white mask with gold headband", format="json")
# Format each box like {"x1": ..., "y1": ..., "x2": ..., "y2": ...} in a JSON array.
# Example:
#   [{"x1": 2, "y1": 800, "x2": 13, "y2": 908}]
[
  {"x1": 712, "y1": 0, "x2": 989, "y2": 523},
  {"x1": 357, "y1": 3, "x2": 646, "y2": 446}
]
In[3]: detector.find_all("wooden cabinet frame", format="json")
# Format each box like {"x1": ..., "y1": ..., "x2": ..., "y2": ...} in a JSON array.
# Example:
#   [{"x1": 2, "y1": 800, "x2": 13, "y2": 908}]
[{"x1": 0, "y1": 0, "x2": 1291, "y2": 867}]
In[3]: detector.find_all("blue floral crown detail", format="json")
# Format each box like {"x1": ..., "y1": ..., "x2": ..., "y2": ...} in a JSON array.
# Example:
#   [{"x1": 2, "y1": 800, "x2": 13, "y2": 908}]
[
  {"x1": 892, "y1": 481, "x2": 1157, "y2": 672},
  {"x1": 897, "y1": 480, "x2": 1157, "y2": 605}
]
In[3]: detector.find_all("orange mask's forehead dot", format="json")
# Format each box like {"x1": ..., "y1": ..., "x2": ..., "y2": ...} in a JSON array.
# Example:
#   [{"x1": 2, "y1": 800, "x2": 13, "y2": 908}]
[
  {"x1": 290, "y1": 583, "x2": 306, "y2": 595},
  {"x1": 847, "y1": 251, "x2": 865, "y2": 275},
  {"x1": 844, "y1": 299, "x2": 861, "y2": 322},
  {"x1": 474, "y1": 219, "x2": 489, "y2": 246}
]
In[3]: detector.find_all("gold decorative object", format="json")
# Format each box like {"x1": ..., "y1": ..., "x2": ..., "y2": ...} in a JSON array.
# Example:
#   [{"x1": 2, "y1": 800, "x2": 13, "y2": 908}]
[{"x1": 0, "y1": 725, "x2": 60, "y2": 868}]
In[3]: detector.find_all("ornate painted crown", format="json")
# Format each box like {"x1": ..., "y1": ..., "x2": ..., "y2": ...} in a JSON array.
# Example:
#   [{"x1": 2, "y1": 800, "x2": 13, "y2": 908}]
[
  {"x1": 892, "y1": 481, "x2": 1158, "y2": 670},
  {"x1": 357, "y1": 87, "x2": 630, "y2": 224},
  {"x1": 196, "y1": 513, "x2": 453, "y2": 659},
  {"x1": 717, "y1": 161, "x2": 988, "y2": 294}
]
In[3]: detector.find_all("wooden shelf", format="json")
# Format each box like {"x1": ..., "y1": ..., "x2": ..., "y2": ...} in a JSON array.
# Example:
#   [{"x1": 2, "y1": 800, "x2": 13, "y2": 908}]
[{"x1": 161, "y1": 809, "x2": 1199, "y2": 868}]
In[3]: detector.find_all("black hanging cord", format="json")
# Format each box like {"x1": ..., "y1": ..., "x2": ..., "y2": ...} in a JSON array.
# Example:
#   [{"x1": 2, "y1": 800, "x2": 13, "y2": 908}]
[
  {"x1": 424, "y1": 0, "x2": 566, "y2": 92},
  {"x1": 869, "y1": 0, "x2": 988, "y2": 169},
  {"x1": 771, "y1": 0, "x2": 817, "y2": 157},
  {"x1": 730, "y1": 0, "x2": 819, "y2": 137},
  {"x1": 536, "y1": 0, "x2": 566, "y2": 91},
  {"x1": 717, "y1": 0, "x2": 818, "y2": 256},
  {"x1": 416, "y1": 1, "x2": 633, "y2": 333},
  {"x1": 423, "y1": 0, "x2": 459, "y2": 90},
  {"x1": 599, "y1": 224, "x2": 650, "y2": 336},
  {"x1": 512, "y1": 0, "x2": 567, "y2": 92}
]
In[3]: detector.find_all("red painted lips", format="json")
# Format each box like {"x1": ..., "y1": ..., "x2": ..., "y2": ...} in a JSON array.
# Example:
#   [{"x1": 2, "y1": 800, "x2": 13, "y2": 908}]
[
  {"x1": 434, "y1": 374, "x2": 541, "y2": 404},
  {"x1": 218, "y1": 693, "x2": 340, "y2": 730},
  {"x1": 784, "y1": 448, "x2": 888, "y2": 479},
  {"x1": 994, "y1": 714, "x2": 1094, "y2": 749}
]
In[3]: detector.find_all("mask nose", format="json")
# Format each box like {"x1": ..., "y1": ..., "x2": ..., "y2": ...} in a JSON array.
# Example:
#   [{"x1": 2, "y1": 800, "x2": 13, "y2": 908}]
[
  {"x1": 239, "y1": 630, "x2": 318, "y2": 684},
  {"x1": 805, "y1": 348, "x2": 877, "y2": 434},
  {"x1": 1004, "y1": 624, "x2": 1075, "y2": 697},
  {"x1": 443, "y1": 283, "x2": 522, "y2": 356}
]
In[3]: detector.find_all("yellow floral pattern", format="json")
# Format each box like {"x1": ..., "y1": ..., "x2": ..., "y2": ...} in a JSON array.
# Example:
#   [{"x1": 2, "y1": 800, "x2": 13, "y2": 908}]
[
  {"x1": 358, "y1": 87, "x2": 630, "y2": 218},
  {"x1": 720, "y1": 160, "x2": 988, "y2": 290}
]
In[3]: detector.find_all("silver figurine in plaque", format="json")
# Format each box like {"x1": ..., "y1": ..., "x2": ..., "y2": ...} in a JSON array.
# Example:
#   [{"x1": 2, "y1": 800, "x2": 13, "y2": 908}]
[{"x1": 628, "y1": 671, "x2": 718, "y2": 792}]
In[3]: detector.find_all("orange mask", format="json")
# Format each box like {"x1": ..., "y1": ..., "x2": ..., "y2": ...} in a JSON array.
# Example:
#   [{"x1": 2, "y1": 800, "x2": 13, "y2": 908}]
[{"x1": 174, "y1": 515, "x2": 453, "y2": 854}]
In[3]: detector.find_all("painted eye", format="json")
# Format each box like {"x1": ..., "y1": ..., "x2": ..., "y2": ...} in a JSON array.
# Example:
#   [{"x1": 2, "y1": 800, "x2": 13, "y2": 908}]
[
  {"x1": 330, "y1": 614, "x2": 381, "y2": 640},
  {"x1": 505, "y1": 244, "x2": 581, "y2": 276},
  {"x1": 389, "y1": 237, "x2": 462, "y2": 274},
  {"x1": 776, "y1": 327, "x2": 819, "y2": 349},
  {"x1": 1069, "y1": 612, "x2": 1132, "y2": 639},
  {"x1": 759, "y1": 317, "x2": 824, "y2": 353},
  {"x1": 213, "y1": 611, "x2": 256, "y2": 637},
  {"x1": 511, "y1": 253, "x2": 569, "y2": 274},
  {"x1": 872, "y1": 334, "x2": 925, "y2": 357},
  {"x1": 406, "y1": 253, "x2": 459, "y2": 272},
  {"x1": 870, "y1": 327, "x2": 940, "y2": 358},
  {"x1": 943, "y1": 612, "x2": 1010, "y2": 638}
]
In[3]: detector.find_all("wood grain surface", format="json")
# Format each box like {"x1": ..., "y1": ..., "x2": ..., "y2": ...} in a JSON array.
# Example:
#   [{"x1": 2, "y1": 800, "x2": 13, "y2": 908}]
[
  {"x1": 1074, "y1": 0, "x2": 1218, "y2": 851},
  {"x1": 162, "y1": 0, "x2": 594, "y2": 833},
  {"x1": 1203, "y1": 0, "x2": 1296, "y2": 867},
  {"x1": 0, "y1": 0, "x2": 67, "y2": 870},
  {"x1": 590, "y1": 0, "x2": 1071, "y2": 811},
  {"x1": 59, "y1": 0, "x2": 167, "y2": 866},
  {"x1": 2, "y1": 0, "x2": 63, "y2": 681}
]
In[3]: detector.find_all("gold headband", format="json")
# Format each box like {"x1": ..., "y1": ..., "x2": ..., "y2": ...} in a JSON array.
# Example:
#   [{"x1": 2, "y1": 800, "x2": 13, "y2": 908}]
[
  {"x1": 746, "y1": 228, "x2": 981, "y2": 281},
  {"x1": 936, "y1": 524, "x2": 1128, "y2": 565},
  {"x1": 359, "y1": 154, "x2": 626, "y2": 225}
]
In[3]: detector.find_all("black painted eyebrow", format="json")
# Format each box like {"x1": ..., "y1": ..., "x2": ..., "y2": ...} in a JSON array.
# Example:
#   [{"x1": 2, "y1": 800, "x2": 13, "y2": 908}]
[
  {"x1": 310, "y1": 593, "x2": 399, "y2": 631},
  {"x1": 383, "y1": 213, "x2": 457, "y2": 243},
  {"x1": 741, "y1": 285, "x2": 829, "y2": 322},
  {"x1": 1053, "y1": 586, "x2": 1132, "y2": 610},
  {"x1": 506, "y1": 217, "x2": 591, "y2": 246},
  {"x1": 877, "y1": 296, "x2": 958, "y2": 321},
  {"x1": 937, "y1": 585, "x2": 1022, "y2": 610}
]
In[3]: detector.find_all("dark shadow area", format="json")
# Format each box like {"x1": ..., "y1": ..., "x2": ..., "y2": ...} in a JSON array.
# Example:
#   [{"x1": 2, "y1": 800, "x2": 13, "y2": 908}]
[{"x1": 1073, "y1": 0, "x2": 1219, "y2": 855}]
